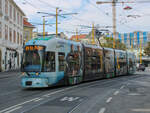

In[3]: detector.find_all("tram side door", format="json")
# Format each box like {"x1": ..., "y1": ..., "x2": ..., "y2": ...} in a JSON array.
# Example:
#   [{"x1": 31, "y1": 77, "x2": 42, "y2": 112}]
[{"x1": 66, "y1": 45, "x2": 82, "y2": 85}]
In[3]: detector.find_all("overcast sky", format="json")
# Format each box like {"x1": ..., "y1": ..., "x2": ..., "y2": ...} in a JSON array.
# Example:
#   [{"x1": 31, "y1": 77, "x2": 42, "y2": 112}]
[{"x1": 14, "y1": 0, "x2": 150, "y2": 37}]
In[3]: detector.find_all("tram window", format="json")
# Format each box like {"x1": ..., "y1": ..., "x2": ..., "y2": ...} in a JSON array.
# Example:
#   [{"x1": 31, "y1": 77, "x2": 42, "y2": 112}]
[
  {"x1": 67, "y1": 52, "x2": 80, "y2": 76},
  {"x1": 91, "y1": 56, "x2": 97, "y2": 72},
  {"x1": 105, "y1": 50, "x2": 114, "y2": 73},
  {"x1": 58, "y1": 52, "x2": 65, "y2": 71},
  {"x1": 44, "y1": 52, "x2": 55, "y2": 72}
]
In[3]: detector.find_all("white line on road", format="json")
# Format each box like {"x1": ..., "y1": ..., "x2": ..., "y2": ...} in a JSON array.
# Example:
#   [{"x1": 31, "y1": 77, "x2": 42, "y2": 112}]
[
  {"x1": 99, "y1": 108, "x2": 106, "y2": 113},
  {"x1": 34, "y1": 98, "x2": 43, "y2": 102},
  {"x1": 114, "y1": 91, "x2": 119, "y2": 96},
  {"x1": 0, "y1": 86, "x2": 79, "y2": 113},
  {"x1": 106, "y1": 97, "x2": 112, "y2": 103},
  {"x1": 42, "y1": 89, "x2": 65, "y2": 97},
  {"x1": 0, "y1": 98, "x2": 39, "y2": 113},
  {"x1": 43, "y1": 86, "x2": 80, "y2": 98},
  {"x1": 131, "y1": 108, "x2": 150, "y2": 112},
  {"x1": 5, "y1": 106, "x2": 22, "y2": 113},
  {"x1": 0, "y1": 77, "x2": 130, "y2": 113},
  {"x1": 120, "y1": 85, "x2": 125, "y2": 89}
]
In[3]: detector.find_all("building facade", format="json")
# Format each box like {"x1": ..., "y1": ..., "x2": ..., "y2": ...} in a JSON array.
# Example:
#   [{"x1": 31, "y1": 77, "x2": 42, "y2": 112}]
[
  {"x1": 108, "y1": 31, "x2": 149, "y2": 50},
  {"x1": 32, "y1": 32, "x2": 68, "y2": 39},
  {"x1": 23, "y1": 18, "x2": 35, "y2": 43},
  {"x1": 0, "y1": 0, "x2": 25, "y2": 71}
]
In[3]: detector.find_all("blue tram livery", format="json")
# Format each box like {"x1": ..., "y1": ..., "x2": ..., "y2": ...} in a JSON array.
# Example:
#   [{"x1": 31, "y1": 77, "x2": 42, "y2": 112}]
[{"x1": 21, "y1": 36, "x2": 136, "y2": 88}]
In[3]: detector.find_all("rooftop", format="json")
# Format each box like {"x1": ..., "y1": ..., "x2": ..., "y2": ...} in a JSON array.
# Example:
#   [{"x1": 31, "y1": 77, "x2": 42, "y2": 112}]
[
  {"x1": 23, "y1": 18, "x2": 35, "y2": 28},
  {"x1": 70, "y1": 34, "x2": 87, "y2": 40}
]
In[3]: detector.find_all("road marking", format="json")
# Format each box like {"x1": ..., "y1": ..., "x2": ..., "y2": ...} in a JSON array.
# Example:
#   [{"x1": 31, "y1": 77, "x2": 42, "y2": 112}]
[
  {"x1": 120, "y1": 85, "x2": 125, "y2": 89},
  {"x1": 0, "y1": 98, "x2": 39, "y2": 113},
  {"x1": 131, "y1": 108, "x2": 150, "y2": 112},
  {"x1": 0, "y1": 86, "x2": 79, "y2": 113},
  {"x1": 0, "y1": 86, "x2": 80, "y2": 113},
  {"x1": 106, "y1": 97, "x2": 112, "y2": 103},
  {"x1": 0, "y1": 77, "x2": 132, "y2": 113},
  {"x1": 5, "y1": 106, "x2": 22, "y2": 113},
  {"x1": 42, "y1": 95, "x2": 50, "y2": 97},
  {"x1": 128, "y1": 93, "x2": 141, "y2": 96},
  {"x1": 60, "y1": 96, "x2": 80, "y2": 102},
  {"x1": 99, "y1": 108, "x2": 106, "y2": 113},
  {"x1": 114, "y1": 91, "x2": 119, "y2": 96},
  {"x1": 34, "y1": 98, "x2": 43, "y2": 102},
  {"x1": 42, "y1": 89, "x2": 65, "y2": 97}
]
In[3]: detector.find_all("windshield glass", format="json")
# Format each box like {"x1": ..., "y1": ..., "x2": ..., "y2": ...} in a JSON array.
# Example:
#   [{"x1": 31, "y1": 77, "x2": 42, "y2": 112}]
[{"x1": 21, "y1": 46, "x2": 45, "y2": 72}]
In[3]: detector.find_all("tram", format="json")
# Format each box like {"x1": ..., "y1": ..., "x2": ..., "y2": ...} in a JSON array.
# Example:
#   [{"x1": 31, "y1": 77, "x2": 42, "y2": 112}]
[{"x1": 21, "y1": 36, "x2": 136, "y2": 88}]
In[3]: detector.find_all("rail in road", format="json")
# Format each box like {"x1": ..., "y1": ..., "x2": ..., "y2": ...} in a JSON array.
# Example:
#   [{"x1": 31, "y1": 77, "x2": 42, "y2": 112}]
[{"x1": 0, "y1": 71, "x2": 150, "y2": 113}]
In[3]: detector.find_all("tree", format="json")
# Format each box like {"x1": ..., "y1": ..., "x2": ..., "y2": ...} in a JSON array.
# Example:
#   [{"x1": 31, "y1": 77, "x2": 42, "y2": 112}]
[
  {"x1": 144, "y1": 42, "x2": 150, "y2": 56},
  {"x1": 102, "y1": 37, "x2": 127, "y2": 50}
]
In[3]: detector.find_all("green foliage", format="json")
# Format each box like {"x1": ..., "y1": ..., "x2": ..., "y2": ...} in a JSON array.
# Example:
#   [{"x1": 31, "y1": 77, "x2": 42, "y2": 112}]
[
  {"x1": 102, "y1": 37, "x2": 127, "y2": 50},
  {"x1": 144, "y1": 42, "x2": 150, "y2": 56}
]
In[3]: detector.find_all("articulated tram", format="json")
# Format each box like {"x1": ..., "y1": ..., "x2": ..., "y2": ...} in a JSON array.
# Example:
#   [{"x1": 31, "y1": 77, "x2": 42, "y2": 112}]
[{"x1": 21, "y1": 36, "x2": 136, "y2": 88}]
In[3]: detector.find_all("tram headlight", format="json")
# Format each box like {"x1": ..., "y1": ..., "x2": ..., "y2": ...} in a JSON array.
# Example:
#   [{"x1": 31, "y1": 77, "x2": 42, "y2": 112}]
[{"x1": 36, "y1": 72, "x2": 39, "y2": 76}]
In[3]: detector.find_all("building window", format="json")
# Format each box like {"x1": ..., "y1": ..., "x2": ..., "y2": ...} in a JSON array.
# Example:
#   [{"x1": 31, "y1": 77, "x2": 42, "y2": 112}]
[
  {"x1": 24, "y1": 31, "x2": 30, "y2": 42},
  {"x1": 17, "y1": 32, "x2": 19, "y2": 44},
  {"x1": 5, "y1": 25, "x2": 8, "y2": 40},
  {"x1": 20, "y1": 34, "x2": 22, "y2": 45},
  {"x1": 0, "y1": 22, "x2": 1, "y2": 38},
  {"x1": 17, "y1": 12, "x2": 19, "y2": 24},
  {"x1": 13, "y1": 8, "x2": 16, "y2": 22},
  {"x1": 9, "y1": 28, "x2": 12, "y2": 42},
  {"x1": 5, "y1": 0, "x2": 8, "y2": 15},
  {"x1": 13, "y1": 30, "x2": 16, "y2": 43},
  {"x1": 9, "y1": 5, "x2": 12, "y2": 19},
  {"x1": 20, "y1": 16, "x2": 22, "y2": 26}
]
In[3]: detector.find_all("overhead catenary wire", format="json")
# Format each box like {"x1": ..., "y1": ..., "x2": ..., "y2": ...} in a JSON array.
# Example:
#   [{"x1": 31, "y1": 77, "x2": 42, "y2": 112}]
[
  {"x1": 87, "y1": 0, "x2": 136, "y2": 30},
  {"x1": 89, "y1": 0, "x2": 150, "y2": 32},
  {"x1": 20, "y1": 0, "x2": 150, "y2": 36},
  {"x1": 22, "y1": 0, "x2": 107, "y2": 31}
]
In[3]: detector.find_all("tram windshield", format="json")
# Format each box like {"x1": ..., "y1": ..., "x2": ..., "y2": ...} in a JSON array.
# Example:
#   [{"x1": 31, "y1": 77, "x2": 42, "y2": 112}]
[{"x1": 21, "y1": 46, "x2": 45, "y2": 72}]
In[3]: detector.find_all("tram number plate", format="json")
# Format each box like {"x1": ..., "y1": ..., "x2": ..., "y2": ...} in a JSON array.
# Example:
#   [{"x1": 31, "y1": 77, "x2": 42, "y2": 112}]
[{"x1": 26, "y1": 81, "x2": 32, "y2": 86}]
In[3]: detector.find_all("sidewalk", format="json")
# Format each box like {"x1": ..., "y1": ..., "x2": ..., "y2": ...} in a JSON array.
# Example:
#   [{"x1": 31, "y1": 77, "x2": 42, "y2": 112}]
[{"x1": 0, "y1": 69, "x2": 21, "y2": 79}]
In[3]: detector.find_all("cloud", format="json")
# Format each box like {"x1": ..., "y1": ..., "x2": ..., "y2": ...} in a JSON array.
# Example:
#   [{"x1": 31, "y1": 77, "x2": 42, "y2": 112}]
[
  {"x1": 14, "y1": 0, "x2": 150, "y2": 37},
  {"x1": 59, "y1": 1, "x2": 113, "y2": 33}
]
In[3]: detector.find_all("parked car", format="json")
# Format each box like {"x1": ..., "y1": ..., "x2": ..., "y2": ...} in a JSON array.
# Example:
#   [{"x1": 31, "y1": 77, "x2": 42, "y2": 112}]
[{"x1": 137, "y1": 64, "x2": 145, "y2": 71}]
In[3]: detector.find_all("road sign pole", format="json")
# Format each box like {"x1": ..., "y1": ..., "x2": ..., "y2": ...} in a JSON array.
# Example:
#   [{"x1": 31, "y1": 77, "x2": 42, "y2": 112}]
[
  {"x1": 43, "y1": 16, "x2": 45, "y2": 38},
  {"x1": 56, "y1": 8, "x2": 58, "y2": 37}
]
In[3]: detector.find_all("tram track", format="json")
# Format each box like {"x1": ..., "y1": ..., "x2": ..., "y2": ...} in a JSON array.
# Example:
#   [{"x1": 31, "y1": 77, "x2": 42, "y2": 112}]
[
  {"x1": 62, "y1": 74, "x2": 148, "y2": 113},
  {"x1": 20, "y1": 75, "x2": 144, "y2": 113},
  {"x1": 0, "y1": 73, "x2": 146, "y2": 113}
]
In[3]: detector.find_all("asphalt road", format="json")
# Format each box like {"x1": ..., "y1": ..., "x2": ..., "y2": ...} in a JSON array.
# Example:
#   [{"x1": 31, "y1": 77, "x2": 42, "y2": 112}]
[{"x1": 0, "y1": 70, "x2": 150, "y2": 113}]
